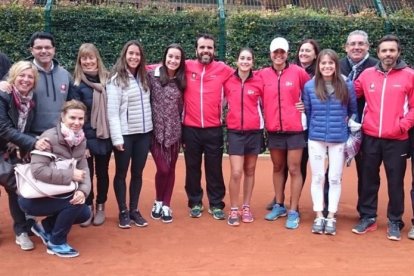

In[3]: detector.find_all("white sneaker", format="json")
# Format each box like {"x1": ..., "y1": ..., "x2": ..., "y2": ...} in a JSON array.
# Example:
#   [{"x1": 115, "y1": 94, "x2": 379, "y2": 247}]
[
  {"x1": 408, "y1": 225, "x2": 414, "y2": 240},
  {"x1": 161, "y1": 205, "x2": 173, "y2": 223},
  {"x1": 15, "y1": 232, "x2": 34, "y2": 251},
  {"x1": 151, "y1": 201, "x2": 163, "y2": 220}
]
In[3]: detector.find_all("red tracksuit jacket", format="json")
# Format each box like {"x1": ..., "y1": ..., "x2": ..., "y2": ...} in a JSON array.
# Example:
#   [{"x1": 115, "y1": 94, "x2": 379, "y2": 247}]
[
  {"x1": 258, "y1": 63, "x2": 310, "y2": 133},
  {"x1": 182, "y1": 60, "x2": 233, "y2": 128},
  {"x1": 224, "y1": 70, "x2": 264, "y2": 131},
  {"x1": 354, "y1": 61, "x2": 414, "y2": 140}
]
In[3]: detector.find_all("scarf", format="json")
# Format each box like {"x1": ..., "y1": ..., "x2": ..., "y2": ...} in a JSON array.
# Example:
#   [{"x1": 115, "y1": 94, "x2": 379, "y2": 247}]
[
  {"x1": 81, "y1": 70, "x2": 110, "y2": 139},
  {"x1": 11, "y1": 86, "x2": 35, "y2": 132},
  {"x1": 347, "y1": 53, "x2": 370, "y2": 81},
  {"x1": 60, "y1": 122, "x2": 85, "y2": 147}
]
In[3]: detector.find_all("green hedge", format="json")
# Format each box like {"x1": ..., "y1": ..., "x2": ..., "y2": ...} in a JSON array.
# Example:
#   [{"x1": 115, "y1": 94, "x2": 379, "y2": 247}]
[{"x1": 1, "y1": 5, "x2": 414, "y2": 71}]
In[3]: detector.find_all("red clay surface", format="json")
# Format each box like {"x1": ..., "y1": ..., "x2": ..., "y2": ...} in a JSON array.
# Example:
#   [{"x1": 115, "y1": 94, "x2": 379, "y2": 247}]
[{"x1": 1, "y1": 155, "x2": 414, "y2": 275}]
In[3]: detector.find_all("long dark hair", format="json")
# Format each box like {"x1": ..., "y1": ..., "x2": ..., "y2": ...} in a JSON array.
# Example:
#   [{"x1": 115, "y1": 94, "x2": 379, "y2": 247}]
[
  {"x1": 159, "y1": 43, "x2": 186, "y2": 92},
  {"x1": 110, "y1": 40, "x2": 149, "y2": 91},
  {"x1": 314, "y1": 49, "x2": 348, "y2": 105}
]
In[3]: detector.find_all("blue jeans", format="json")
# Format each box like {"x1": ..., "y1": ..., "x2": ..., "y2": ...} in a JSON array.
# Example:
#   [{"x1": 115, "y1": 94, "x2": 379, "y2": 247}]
[{"x1": 18, "y1": 196, "x2": 90, "y2": 245}]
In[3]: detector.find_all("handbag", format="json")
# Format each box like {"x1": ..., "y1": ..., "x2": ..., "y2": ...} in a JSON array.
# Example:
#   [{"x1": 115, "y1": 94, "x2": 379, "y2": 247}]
[
  {"x1": 14, "y1": 150, "x2": 78, "y2": 198},
  {"x1": 0, "y1": 151, "x2": 19, "y2": 191}
]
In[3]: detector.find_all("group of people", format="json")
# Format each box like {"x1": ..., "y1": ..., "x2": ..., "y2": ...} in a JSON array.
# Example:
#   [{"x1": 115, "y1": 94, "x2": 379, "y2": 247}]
[{"x1": 1, "y1": 29, "x2": 414, "y2": 258}]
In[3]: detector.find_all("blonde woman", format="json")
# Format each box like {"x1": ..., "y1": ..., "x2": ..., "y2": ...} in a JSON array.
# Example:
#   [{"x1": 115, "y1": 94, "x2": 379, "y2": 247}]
[
  {"x1": 0, "y1": 61, "x2": 50, "y2": 251},
  {"x1": 70, "y1": 43, "x2": 112, "y2": 227}
]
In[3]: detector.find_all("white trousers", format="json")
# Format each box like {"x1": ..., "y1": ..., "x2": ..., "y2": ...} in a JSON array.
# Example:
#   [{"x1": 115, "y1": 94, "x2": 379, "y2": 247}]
[{"x1": 308, "y1": 140, "x2": 345, "y2": 213}]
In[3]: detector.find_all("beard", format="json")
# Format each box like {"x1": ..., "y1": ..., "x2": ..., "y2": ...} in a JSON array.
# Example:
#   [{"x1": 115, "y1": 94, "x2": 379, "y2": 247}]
[{"x1": 197, "y1": 52, "x2": 214, "y2": 64}]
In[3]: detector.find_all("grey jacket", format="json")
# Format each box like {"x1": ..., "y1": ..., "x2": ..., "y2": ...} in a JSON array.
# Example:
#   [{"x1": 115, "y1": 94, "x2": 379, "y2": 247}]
[
  {"x1": 28, "y1": 58, "x2": 73, "y2": 135},
  {"x1": 106, "y1": 72, "x2": 152, "y2": 146},
  {"x1": 30, "y1": 124, "x2": 91, "y2": 196}
]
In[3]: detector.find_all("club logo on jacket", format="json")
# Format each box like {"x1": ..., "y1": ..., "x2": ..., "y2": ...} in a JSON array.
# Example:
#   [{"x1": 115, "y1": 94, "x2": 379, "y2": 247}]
[
  {"x1": 369, "y1": 83, "x2": 375, "y2": 92},
  {"x1": 191, "y1": 73, "x2": 197, "y2": 80},
  {"x1": 285, "y1": 81, "x2": 293, "y2": 86},
  {"x1": 60, "y1": 84, "x2": 67, "y2": 93},
  {"x1": 247, "y1": 89, "x2": 255, "y2": 95}
]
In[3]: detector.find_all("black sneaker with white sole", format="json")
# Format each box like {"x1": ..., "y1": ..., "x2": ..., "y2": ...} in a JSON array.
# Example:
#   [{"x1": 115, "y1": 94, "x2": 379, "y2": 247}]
[
  {"x1": 118, "y1": 210, "x2": 131, "y2": 229},
  {"x1": 130, "y1": 210, "x2": 148, "y2": 227}
]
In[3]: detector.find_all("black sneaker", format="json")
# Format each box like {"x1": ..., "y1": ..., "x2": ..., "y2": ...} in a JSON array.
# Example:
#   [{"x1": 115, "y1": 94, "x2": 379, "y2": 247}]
[
  {"x1": 352, "y1": 218, "x2": 377, "y2": 234},
  {"x1": 387, "y1": 221, "x2": 403, "y2": 241},
  {"x1": 161, "y1": 206, "x2": 173, "y2": 223},
  {"x1": 118, "y1": 210, "x2": 131, "y2": 229},
  {"x1": 130, "y1": 210, "x2": 148, "y2": 227}
]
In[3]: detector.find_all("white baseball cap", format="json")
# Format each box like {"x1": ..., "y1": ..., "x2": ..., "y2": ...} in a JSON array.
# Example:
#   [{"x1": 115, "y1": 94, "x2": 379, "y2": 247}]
[{"x1": 270, "y1": 37, "x2": 289, "y2": 52}]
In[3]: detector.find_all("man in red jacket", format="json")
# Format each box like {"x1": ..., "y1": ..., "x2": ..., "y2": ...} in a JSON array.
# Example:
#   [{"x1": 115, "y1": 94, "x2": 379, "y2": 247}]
[
  {"x1": 182, "y1": 34, "x2": 233, "y2": 220},
  {"x1": 352, "y1": 34, "x2": 414, "y2": 241}
]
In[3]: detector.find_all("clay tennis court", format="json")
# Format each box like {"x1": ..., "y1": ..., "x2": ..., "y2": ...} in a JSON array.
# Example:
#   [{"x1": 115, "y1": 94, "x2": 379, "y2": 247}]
[{"x1": 1, "y1": 155, "x2": 414, "y2": 275}]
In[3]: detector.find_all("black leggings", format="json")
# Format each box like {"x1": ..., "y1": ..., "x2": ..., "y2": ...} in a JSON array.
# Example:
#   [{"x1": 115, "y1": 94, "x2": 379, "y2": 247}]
[
  {"x1": 113, "y1": 132, "x2": 151, "y2": 212},
  {"x1": 86, "y1": 152, "x2": 112, "y2": 206}
]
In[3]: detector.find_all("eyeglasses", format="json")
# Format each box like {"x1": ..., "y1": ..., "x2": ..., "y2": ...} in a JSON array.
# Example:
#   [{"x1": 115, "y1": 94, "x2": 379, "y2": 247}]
[
  {"x1": 347, "y1": 41, "x2": 367, "y2": 47},
  {"x1": 32, "y1": 46, "x2": 54, "y2": 51}
]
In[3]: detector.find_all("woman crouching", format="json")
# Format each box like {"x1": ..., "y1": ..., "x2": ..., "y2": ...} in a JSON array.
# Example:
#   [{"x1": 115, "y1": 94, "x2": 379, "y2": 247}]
[{"x1": 18, "y1": 100, "x2": 91, "y2": 258}]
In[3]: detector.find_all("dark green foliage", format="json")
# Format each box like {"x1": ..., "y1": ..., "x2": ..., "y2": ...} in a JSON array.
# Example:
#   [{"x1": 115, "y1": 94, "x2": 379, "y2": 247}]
[
  {"x1": 1, "y1": 5, "x2": 414, "y2": 71},
  {"x1": 0, "y1": 5, "x2": 44, "y2": 62}
]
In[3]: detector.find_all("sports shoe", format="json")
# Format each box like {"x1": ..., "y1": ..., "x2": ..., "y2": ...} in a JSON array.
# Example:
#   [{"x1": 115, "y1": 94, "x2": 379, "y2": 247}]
[
  {"x1": 15, "y1": 232, "x2": 34, "y2": 251},
  {"x1": 266, "y1": 197, "x2": 277, "y2": 211},
  {"x1": 408, "y1": 225, "x2": 414, "y2": 240},
  {"x1": 189, "y1": 204, "x2": 204, "y2": 218},
  {"x1": 161, "y1": 205, "x2": 173, "y2": 223},
  {"x1": 208, "y1": 207, "x2": 225, "y2": 220},
  {"x1": 264, "y1": 204, "x2": 287, "y2": 221},
  {"x1": 285, "y1": 210, "x2": 300, "y2": 229},
  {"x1": 31, "y1": 222, "x2": 50, "y2": 245},
  {"x1": 130, "y1": 210, "x2": 149, "y2": 227},
  {"x1": 311, "y1": 217, "x2": 325, "y2": 234},
  {"x1": 324, "y1": 217, "x2": 337, "y2": 235},
  {"x1": 118, "y1": 210, "x2": 131, "y2": 229},
  {"x1": 352, "y1": 218, "x2": 377, "y2": 234},
  {"x1": 387, "y1": 221, "x2": 402, "y2": 241},
  {"x1": 46, "y1": 242, "x2": 79, "y2": 258},
  {"x1": 241, "y1": 206, "x2": 254, "y2": 223},
  {"x1": 151, "y1": 201, "x2": 163, "y2": 220},
  {"x1": 227, "y1": 209, "x2": 240, "y2": 226}
]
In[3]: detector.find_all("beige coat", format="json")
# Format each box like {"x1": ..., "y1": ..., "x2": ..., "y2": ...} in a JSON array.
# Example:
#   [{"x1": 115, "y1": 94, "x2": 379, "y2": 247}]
[{"x1": 30, "y1": 124, "x2": 91, "y2": 196}]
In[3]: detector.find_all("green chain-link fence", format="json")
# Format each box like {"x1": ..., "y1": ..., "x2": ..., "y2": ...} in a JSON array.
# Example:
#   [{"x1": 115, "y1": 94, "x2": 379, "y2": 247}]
[{"x1": 1, "y1": 0, "x2": 414, "y2": 70}]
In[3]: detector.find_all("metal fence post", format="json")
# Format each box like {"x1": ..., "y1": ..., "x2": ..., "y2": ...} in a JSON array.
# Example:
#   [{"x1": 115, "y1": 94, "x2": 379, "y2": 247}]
[
  {"x1": 44, "y1": 0, "x2": 53, "y2": 33},
  {"x1": 217, "y1": 0, "x2": 226, "y2": 61},
  {"x1": 373, "y1": 0, "x2": 391, "y2": 33}
]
